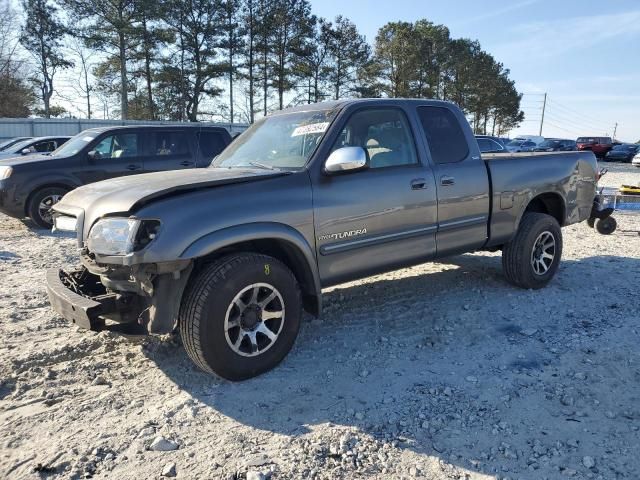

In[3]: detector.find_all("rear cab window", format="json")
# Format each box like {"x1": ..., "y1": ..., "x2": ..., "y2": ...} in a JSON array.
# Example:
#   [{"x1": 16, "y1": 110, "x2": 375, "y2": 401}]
[{"x1": 417, "y1": 106, "x2": 469, "y2": 164}]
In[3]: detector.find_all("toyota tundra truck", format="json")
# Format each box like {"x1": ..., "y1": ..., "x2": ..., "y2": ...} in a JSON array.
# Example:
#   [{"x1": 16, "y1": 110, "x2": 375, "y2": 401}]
[{"x1": 46, "y1": 99, "x2": 598, "y2": 380}]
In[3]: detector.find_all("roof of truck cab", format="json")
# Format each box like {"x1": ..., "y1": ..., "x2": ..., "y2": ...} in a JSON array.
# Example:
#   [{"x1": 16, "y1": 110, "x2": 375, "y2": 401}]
[{"x1": 269, "y1": 98, "x2": 460, "y2": 115}]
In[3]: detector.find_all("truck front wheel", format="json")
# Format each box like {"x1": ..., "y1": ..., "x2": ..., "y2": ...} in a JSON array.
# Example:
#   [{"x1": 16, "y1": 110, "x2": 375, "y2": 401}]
[
  {"x1": 179, "y1": 253, "x2": 302, "y2": 380},
  {"x1": 502, "y1": 213, "x2": 563, "y2": 289}
]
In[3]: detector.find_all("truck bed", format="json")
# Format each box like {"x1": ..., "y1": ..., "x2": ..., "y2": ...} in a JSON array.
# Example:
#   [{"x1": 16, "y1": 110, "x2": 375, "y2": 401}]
[{"x1": 482, "y1": 150, "x2": 598, "y2": 246}]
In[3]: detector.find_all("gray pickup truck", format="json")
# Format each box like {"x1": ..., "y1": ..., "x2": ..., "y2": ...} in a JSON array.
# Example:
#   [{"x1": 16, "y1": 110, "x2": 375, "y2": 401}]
[{"x1": 47, "y1": 99, "x2": 598, "y2": 380}]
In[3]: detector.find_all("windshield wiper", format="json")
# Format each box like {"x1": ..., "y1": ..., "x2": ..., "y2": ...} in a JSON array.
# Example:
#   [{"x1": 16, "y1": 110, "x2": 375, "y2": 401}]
[{"x1": 248, "y1": 161, "x2": 277, "y2": 170}]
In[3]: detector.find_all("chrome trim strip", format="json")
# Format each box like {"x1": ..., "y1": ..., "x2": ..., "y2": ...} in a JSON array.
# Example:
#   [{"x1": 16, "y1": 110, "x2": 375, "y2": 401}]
[
  {"x1": 320, "y1": 225, "x2": 437, "y2": 255},
  {"x1": 437, "y1": 215, "x2": 487, "y2": 232}
]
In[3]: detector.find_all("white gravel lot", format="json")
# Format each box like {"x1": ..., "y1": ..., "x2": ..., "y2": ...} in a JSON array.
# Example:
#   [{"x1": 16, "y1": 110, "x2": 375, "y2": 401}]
[{"x1": 1, "y1": 163, "x2": 639, "y2": 480}]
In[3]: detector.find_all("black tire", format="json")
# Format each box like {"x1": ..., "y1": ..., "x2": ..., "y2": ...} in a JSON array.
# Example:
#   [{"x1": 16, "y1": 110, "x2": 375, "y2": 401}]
[
  {"x1": 502, "y1": 213, "x2": 563, "y2": 289},
  {"x1": 587, "y1": 218, "x2": 595, "y2": 228},
  {"x1": 27, "y1": 187, "x2": 68, "y2": 229},
  {"x1": 595, "y1": 216, "x2": 617, "y2": 235},
  {"x1": 179, "y1": 253, "x2": 302, "y2": 380}
]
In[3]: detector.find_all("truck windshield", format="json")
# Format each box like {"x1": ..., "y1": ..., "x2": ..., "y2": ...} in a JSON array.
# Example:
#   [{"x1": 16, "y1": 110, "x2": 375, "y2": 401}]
[{"x1": 212, "y1": 108, "x2": 339, "y2": 170}]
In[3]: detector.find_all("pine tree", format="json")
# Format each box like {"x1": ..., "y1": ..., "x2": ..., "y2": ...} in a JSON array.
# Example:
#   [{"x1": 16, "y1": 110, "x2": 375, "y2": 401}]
[{"x1": 20, "y1": 0, "x2": 73, "y2": 118}]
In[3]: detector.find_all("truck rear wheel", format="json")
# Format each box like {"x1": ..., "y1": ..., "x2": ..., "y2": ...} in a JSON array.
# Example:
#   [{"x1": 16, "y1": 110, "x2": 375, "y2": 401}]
[
  {"x1": 179, "y1": 253, "x2": 302, "y2": 380},
  {"x1": 502, "y1": 213, "x2": 562, "y2": 289}
]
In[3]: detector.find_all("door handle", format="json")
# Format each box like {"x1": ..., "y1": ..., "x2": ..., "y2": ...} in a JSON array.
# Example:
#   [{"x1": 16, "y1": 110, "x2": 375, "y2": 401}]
[
  {"x1": 180, "y1": 161, "x2": 194, "y2": 166},
  {"x1": 411, "y1": 178, "x2": 427, "y2": 190},
  {"x1": 440, "y1": 175, "x2": 455, "y2": 186},
  {"x1": 127, "y1": 164, "x2": 141, "y2": 171}
]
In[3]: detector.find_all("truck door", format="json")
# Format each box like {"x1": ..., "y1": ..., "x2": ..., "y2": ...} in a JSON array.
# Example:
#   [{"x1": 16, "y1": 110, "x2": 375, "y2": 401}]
[
  {"x1": 312, "y1": 107, "x2": 438, "y2": 286},
  {"x1": 416, "y1": 106, "x2": 490, "y2": 255}
]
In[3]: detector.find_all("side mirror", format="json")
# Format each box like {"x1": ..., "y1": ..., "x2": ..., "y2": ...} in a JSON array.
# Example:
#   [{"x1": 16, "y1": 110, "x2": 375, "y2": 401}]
[
  {"x1": 87, "y1": 150, "x2": 98, "y2": 161},
  {"x1": 21, "y1": 148, "x2": 30, "y2": 155},
  {"x1": 324, "y1": 146, "x2": 368, "y2": 174}
]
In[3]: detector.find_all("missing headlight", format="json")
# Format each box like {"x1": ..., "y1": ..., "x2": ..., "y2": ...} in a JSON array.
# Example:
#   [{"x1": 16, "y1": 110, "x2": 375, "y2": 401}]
[{"x1": 134, "y1": 220, "x2": 161, "y2": 251}]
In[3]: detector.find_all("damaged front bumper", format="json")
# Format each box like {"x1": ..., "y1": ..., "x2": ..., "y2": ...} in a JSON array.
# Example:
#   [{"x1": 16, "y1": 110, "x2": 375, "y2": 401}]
[
  {"x1": 46, "y1": 254, "x2": 193, "y2": 334},
  {"x1": 46, "y1": 268, "x2": 143, "y2": 332}
]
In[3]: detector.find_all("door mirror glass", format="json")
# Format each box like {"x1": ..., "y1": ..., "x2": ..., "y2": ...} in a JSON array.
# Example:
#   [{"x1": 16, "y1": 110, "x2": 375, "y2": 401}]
[{"x1": 325, "y1": 146, "x2": 368, "y2": 173}]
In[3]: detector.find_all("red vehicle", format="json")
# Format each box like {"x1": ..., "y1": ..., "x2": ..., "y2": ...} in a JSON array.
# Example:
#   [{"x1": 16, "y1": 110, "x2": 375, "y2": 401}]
[{"x1": 576, "y1": 136, "x2": 613, "y2": 158}]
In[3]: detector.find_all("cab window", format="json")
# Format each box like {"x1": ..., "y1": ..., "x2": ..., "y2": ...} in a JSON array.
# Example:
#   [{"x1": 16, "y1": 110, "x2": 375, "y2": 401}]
[
  {"x1": 332, "y1": 108, "x2": 418, "y2": 169},
  {"x1": 417, "y1": 106, "x2": 469, "y2": 164}
]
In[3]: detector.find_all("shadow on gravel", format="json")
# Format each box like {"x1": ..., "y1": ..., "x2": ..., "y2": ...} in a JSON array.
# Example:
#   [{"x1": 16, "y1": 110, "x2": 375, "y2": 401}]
[
  {"x1": 148, "y1": 254, "x2": 640, "y2": 478},
  {"x1": 0, "y1": 250, "x2": 20, "y2": 260}
]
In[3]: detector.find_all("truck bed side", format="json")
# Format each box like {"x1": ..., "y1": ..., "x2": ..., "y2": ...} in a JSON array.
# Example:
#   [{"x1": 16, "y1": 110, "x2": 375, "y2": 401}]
[{"x1": 483, "y1": 151, "x2": 598, "y2": 247}]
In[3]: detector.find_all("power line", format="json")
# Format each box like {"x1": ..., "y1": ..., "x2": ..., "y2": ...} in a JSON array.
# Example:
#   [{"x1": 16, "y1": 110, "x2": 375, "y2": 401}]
[{"x1": 545, "y1": 98, "x2": 612, "y2": 127}]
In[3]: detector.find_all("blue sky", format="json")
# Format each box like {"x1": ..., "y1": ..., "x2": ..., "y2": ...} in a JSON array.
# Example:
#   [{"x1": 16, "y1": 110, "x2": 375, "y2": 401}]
[{"x1": 310, "y1": 0, "x2": 640, "y2": 141}]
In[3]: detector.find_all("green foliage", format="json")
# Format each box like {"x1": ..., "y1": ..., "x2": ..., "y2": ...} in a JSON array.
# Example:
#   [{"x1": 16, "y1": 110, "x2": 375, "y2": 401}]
[
  {"x1": 20, "y1": 0, "x2": 73, "y2": 118},
  {"x1": 1, "y1": 0, "x2": 36, "y2": 117},
  {"x1": 159, "y1": 0, "x2": 226, "y2": 121},
  {"x1": 12, "y1": 0, "x2": 524, "y2": 132},
  {"x1": 370, "y1": 20, "x2": 523, "y2": 134},
  {"x1": 0, "y1": 74, "x2": 36, "y2": 117}
]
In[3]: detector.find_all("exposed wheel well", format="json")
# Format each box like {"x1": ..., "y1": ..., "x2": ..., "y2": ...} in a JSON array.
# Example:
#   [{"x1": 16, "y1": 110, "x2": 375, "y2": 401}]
[
  {"x1": 24, "y1": 183, "x2": 74, "y2": 216},
  {"x1": 193, "y1": 238, "x2": 320, "y2": 316},
  {"x1": 524, "y1": 193, "x2": 565, "y2": 226}
]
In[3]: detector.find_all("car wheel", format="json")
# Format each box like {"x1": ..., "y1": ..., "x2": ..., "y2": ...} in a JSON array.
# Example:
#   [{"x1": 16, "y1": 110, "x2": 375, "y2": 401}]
[
  {"x1": 595, "y1": 216, "x2": 617, "y2": 235},
  {"x1": 179, "y1": 253, "x2": 302, "y2": 380},
  {"x1": 27, "y1": 187, "x2": 68, "y2": 229},
  {"x1": 502, "y1": 213, "x2": 563, "y2": 289}
]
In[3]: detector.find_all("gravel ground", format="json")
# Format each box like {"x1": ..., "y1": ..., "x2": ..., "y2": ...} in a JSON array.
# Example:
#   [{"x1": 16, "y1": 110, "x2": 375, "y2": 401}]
[{"x1": 1, "y1": 163, "x2": 639, "y2": 480}]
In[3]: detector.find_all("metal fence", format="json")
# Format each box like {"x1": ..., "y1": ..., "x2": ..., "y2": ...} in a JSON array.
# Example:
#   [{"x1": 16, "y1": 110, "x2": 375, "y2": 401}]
[{"x1": 0, "y1": 117, "x2": 249, "y2": 141}]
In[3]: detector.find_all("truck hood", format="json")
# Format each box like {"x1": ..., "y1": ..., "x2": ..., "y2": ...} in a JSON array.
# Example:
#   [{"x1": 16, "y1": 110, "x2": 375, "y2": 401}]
[{"x1": 54, "y1": 167, "x2": 289, "y2": 222}]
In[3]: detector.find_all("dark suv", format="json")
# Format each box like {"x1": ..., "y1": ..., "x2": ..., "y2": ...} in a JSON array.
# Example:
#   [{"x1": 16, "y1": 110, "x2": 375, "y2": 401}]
[
  {"x1": 576, "y1": 137, "x2": 613, "y2": 157},
  {"x1": 533, "y1": 139, "x2": 576, "y2": 152},
  {"x1": 0, "y1": 125, "x2": 231, "y2": 228}
]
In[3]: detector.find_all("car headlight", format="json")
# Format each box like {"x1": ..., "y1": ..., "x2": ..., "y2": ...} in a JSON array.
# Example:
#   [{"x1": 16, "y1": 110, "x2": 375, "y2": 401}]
[
  {"x1": 87, "y1": 218, "x2": 160, "y2": 256},
  {"x1": 0, "y1": 166, "x2": 12, "y2": 179}
]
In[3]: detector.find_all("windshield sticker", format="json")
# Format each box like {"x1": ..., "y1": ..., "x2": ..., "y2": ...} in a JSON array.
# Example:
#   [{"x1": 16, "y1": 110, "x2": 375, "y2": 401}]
[{"x1": 291, "y1": 122, "x2": 330, "y2": 137}]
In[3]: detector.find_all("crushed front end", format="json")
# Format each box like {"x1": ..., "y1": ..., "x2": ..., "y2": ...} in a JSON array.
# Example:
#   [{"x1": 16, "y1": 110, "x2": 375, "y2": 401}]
[{"x1": 47, "y1": 251, "x2": 192, "y2": 334}]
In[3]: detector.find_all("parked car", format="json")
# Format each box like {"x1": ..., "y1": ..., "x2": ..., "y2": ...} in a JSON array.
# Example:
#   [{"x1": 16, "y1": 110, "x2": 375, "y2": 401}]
[
  {"x1": 533, "y1": 139, "x2": 576, "y2": 152},
  {"x1": 0, "y1": 136, "x2": 70, "y2": 160},
  {"x1": 0, "y1": 125, "x2": 232, "y2": 228},
  {"x1": 0, "y1": 137, "x2": 32, "y2": 151},
  {"x1": 513, "y1": 135, "x2": 544, "y2": 145},
  {"x1": 576, "y1": 136, "x2": 613, "y2": 157},
  {"x1": 506, "y1": 139, "x2": 538, "y2": 152},
  {"x1": 46, "y1": 99, "x2": 598, "y2": 380},
  {"x1": 475, "y1": 135, "x2": 508, "y2": 153},
  {"x1": 604, "y1": 143, "x2": 640, "y2": 162}
]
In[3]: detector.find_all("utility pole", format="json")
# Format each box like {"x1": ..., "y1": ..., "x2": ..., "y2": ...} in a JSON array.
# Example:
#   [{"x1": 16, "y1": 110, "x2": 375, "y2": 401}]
[
  {"x1": 613, "y1": 122, "x2": 618, "y2": 140},
  {"x1": 539, "y1": 92, "x2": 547, "y2": 136}
]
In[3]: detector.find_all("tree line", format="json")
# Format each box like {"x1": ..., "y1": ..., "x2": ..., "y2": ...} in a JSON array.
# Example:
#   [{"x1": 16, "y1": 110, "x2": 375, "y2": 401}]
[{"x1": 0, "y1": 0, "x2": 523, "y2": 135}]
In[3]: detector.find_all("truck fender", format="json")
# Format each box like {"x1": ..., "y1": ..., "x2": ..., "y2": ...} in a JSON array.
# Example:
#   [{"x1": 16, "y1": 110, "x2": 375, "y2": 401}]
[
  {"x1": 516, "y1": 191, "x2": 567, "y2": 231},
  {"x1": 179, "y1": 222, "x2": 322, "y2": 316}
]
